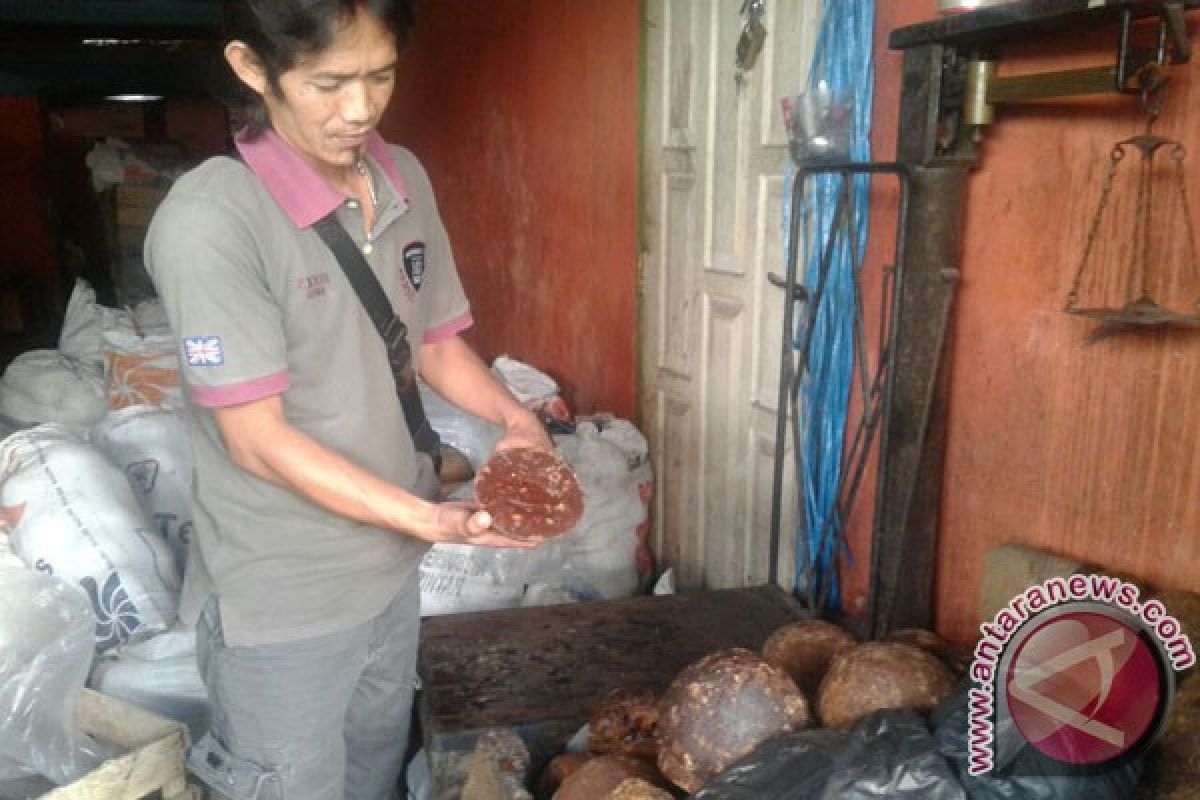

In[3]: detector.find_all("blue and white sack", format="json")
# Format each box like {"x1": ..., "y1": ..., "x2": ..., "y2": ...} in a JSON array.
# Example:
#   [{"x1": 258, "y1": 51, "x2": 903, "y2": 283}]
[{"x1": 0, "y1": 424, "x2": 180, "y2": 652}]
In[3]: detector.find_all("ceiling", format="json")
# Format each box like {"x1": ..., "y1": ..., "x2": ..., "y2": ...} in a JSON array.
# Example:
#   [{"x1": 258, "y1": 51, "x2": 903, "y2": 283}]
[{"x1": 0, "y1": 1, "x2": 223, "y2": 98}]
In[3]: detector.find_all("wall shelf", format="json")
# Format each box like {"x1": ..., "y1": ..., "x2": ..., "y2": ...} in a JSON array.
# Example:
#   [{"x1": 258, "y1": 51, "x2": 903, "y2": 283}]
[{"x1": 891, "y1": 0, "x2": 1200, "y2": 51}]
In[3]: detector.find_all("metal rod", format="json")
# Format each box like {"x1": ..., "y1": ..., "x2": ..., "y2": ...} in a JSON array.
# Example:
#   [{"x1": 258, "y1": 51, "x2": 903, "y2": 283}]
[
  {"x1": 768, "y1": 168, "x2": 810, "y2": 588},
  {"x1": 1164, "y1": 2, "x2": 1192, "y2": 62},
  {"x1": 768, "y1": 161, "x2": 911, "y2": 609},
  {"x1": 1118, "y1": 7, "x2": 1135, "y2": 88},
  {"x1": 987, "y1": 65, "x2": 1121, "y2": 103},
  {"x1": 870, "y1": 163, "x2": 961, "y2": 638}
]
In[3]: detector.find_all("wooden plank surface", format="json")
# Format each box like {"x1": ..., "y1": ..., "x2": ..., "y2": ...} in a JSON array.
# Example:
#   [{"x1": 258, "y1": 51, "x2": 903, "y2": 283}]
[
  {"x1": 418, "y1": 585, "x2": 805, "y2": 735},
  {"x1": 40, "y1": 689, "x2": 189, "y2": 800}
]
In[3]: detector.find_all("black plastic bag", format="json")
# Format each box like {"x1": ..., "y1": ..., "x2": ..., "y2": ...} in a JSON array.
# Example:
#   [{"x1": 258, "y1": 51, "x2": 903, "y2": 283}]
[
  {"x1": 932, "y1": 681, "x2": 1144, "y2": 800},
  {"x1": 692, "y1": 709, "x2": 967, "y2": 800},
  {"x1": 690, "y1": 681, "x2": 1145, "y2": 799}
]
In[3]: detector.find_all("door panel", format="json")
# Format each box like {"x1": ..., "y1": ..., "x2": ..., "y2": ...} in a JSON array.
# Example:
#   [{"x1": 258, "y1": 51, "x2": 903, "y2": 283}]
[{"x1": 642, "y1": 0, "x2": 821, "y2": 592}]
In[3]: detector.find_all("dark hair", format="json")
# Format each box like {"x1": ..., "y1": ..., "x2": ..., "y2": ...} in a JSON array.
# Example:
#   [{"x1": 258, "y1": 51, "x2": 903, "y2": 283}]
[{"x1": 219, "y1": 0, "x2": 415, "y2": 136}]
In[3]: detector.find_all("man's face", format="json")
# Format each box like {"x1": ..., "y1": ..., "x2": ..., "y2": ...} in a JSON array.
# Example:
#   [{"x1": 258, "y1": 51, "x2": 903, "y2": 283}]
[{"x1": 263, "y1": 8, "x2": 398, "y2": 176}]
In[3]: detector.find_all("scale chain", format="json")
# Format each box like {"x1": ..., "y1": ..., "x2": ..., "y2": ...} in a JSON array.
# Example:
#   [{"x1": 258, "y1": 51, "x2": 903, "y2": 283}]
[{"x1": 1066, "y1": 146, "x2": 1121, "y2": 310}]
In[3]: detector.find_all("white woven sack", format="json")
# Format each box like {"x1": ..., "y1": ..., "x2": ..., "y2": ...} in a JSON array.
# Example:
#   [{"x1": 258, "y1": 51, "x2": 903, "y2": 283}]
[
  {"x1": 58, "y1": 278, "x2": 128, "y2": 372},
  {"x1": 0, "y1": 350, "x2": 107, "y2": 429},
  {"x1": 92, "y1": 406, "x2": 194, "y2": 576},
  {"x1": 102, "y1": 327, "x2": 183, "y2": 410},
  {"x1": 554, "y1": 428, "x2": 642, "y2": 600},
  {"x1": 0, "y1": 425, "x2": 180, "y2": 652},
  {"x1": 418, "y1": 543, "x2": 527, "y2": 617},
  {"x1": 584, "y1": 417, "x2": 656, "y2": 583}
]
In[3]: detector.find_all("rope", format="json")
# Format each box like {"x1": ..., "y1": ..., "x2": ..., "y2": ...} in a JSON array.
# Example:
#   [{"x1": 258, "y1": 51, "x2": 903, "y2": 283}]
[{"x1": 782, "y1": 0, "x2": 875, "y2": 611}]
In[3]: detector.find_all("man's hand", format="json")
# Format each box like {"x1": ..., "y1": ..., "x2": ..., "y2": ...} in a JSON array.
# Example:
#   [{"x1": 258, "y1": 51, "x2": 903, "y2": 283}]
[
  {"x1": 412, "y1": 501, "x2": 542, "y2": 549},
  {"x1": 418, "y1": 336, "x2": 555, "y2": 456},
  {"x1": 494, "y1": 409, "x2": 554, "y2": 454}
]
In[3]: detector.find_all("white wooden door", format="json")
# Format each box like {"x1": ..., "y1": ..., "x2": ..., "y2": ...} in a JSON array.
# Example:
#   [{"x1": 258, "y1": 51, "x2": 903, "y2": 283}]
[{"x1": 641, "y1": 0, "x2": 821, "y2": 591}]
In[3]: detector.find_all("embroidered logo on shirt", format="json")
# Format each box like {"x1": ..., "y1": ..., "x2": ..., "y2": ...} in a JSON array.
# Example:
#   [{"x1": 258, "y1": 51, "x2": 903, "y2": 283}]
[
  {"x1": 184, "y1": 336, "x2": 225, "y2": 367},
  {"x1": 403, "y1": 241, "x2": 426, "y2": 291},
  {"x1": 296, "y1": 272, "x2": 331, "y2": 299}
]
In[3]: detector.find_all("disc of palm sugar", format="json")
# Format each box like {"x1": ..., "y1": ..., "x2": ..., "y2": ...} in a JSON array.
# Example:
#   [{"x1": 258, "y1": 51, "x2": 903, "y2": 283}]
[
  {"x1": 475, "y1": 447, "x2": 584, "y2": 540},
  {"x1": 588, "y1": 687, "x2": 660, "y2": 760},
  {"x1": 656, "y1": 648, "x2": 811, "y2": 793},
  {"x1": 761, "y1": 619, "x2": 857, "y2": 698},
  {"x1": 884, "y1": 627, "x2": 971, "y2": 676},
  {"x1": 538, "y1": 752, "x2": 592, "y2": 799},
  {"x1": 554, "y1": 756, "x2": 664, "y2": 800},
  {"x1": 607, "y1": 778, "x2": 675, "y2": 800},
  {"x1": 816, "y1": 642, "x2": 955, "y2": 729}
]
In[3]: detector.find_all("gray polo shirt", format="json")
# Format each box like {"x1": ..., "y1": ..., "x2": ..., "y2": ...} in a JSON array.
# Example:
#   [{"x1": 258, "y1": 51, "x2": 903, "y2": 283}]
[{"x1": 145, "y1": 130, "x2": 472, "y2": 647}]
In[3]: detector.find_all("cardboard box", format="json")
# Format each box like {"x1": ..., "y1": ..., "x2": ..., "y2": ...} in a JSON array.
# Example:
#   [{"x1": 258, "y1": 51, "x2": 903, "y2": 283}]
[
  {"x1": 51, "y1": 105, "x2": 145, "y2": 140},
  {"x1": 116, "y1": 185, "x2": 168, "y2": 210}
]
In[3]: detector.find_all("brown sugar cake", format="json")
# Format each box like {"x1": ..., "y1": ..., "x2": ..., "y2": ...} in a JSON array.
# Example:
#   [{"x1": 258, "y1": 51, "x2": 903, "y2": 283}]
[{"x1": 475, "y1": 447, "x2": 584, "y2": 540}]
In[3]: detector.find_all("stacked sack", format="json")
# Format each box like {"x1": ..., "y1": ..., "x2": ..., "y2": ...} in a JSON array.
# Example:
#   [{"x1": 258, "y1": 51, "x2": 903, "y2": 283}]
[
  {"x1": 0, "y1": 424, "x2": 180, "y2": 651},
  {"x1": 417, "y1": 356, "x2": 656, "y2": 616},
  {"x1": 0, "y1": 279, "x2": 183, "y2": 434},
  {"x1": 0, "y1": 279, "x2": 207, "y2": 740},
  {"x1": 92, "y1": 407, "x2": 193, "y2": 578},
  {"x1": 551, "y1": 419, "x2": 652, "y2": 601}
]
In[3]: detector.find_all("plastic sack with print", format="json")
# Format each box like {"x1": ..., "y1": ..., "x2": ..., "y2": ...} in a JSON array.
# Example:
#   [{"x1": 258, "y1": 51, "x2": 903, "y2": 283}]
[{"x1": 0, "y1": 425, "x2": 180, "y2": 652}]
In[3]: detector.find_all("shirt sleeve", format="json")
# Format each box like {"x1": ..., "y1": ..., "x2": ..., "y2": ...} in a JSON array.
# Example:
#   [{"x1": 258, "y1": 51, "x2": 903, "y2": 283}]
[
  {"x1": 144, "y1": 178, "x2": 290, "y2": 408},
  {"x1": 391, "y1": 148, "x2": 473, "y2": 344}
]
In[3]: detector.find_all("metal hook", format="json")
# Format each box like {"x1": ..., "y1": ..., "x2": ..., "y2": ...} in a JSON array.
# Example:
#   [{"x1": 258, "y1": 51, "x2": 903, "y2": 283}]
[
  {"x1": 1137, "y1": 63, "x2": 1168, "y2": 130},
  {"x1": 735, "y1": 0, "x2": 767, "y2": 85}
]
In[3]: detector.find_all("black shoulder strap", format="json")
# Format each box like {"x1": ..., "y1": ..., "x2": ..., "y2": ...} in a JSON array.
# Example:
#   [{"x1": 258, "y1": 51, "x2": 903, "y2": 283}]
[{"x1": 312, "y1": 213, "x2": 442, "y2": 468}]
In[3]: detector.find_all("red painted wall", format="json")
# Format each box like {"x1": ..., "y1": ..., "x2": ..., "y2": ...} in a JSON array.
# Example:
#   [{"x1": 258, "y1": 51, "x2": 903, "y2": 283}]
[
  {"x1": 868, "y1": 3, "x2": 1200, "y2": 644},
  {"x1": 0, "y1": 97, "x2": 55, "y2": 285},
  {"x1": 383, "y1": 0, "x2": 640, "y2": 418}
]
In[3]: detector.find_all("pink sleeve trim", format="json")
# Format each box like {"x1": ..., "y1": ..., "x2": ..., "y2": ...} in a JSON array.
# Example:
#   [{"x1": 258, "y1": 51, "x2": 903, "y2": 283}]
[
  {"x1": 423, "y1": 312, "x2": 474, "y2": 344},
  {"x1": 190, "y1": 370, "x2": 290, "y2": 408}
]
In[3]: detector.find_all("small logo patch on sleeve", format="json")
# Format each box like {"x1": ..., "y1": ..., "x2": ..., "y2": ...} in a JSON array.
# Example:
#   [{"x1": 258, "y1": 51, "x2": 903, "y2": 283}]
[
  {"x1": 403, "y1": 241, "x2": 426, "y2": 291},
  {"x1": 184, "y1": 336, "x2": 225, "y2": 367}
]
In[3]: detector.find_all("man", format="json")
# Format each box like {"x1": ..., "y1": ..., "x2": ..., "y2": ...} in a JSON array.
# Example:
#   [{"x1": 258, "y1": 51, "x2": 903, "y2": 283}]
[{"x1": 145, "y1": 2, "x2": 551, "y2": 798}]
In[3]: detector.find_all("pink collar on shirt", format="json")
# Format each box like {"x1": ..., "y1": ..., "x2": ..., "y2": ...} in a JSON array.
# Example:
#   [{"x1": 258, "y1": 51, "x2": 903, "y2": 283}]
[{"x1": 234, "y1": 129, "x2": 409, "y2": 228}]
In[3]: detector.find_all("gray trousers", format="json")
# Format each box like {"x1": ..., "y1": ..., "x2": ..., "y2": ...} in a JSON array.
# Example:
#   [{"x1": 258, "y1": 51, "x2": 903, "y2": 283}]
[{"x1": 191, "y1": 583, "x2": 421, "y2": 800}]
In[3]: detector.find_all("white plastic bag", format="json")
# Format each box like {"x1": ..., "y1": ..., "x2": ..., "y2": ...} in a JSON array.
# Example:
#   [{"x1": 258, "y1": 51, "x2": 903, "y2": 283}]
[
  {"x1": 0, "y1": 350, "x2": 107, "y2": 430},
  {"x1": 491, "y1": 355, "x2": 558, "y2": 406},
  {"x1": 552, "y1": 423, "x2": 646, "y2": 600},
  {"x1": 0, "y1": 425, "x2": 181, "y2": 652},
  {"x1": 418, "y1": 383, "x2": 502, "y2": 469},
  {"x1": 578, "y1": 415, "x2": 656, "y2": 583},
  {"x1": 58, "y1": 279, "x2": 125, "y2": 373},
  {"x1": 89, "y1": 623, "x2": 208, "y2": 741},
  {"x1": 92, "y1": 406, "x2": 194, "y2": 576},
  {"x1": 490, "y1": 355, "x2": 573, "y2": 425},
  {"x1": 0, "y1": 566, "x2": 103, "y2": 785},
  {"x1": 83, "y1": 138, "x2": 159, "y2": 192},
  {"x1": 59, "y1": 279, "x2": 173, "y2": 367}
]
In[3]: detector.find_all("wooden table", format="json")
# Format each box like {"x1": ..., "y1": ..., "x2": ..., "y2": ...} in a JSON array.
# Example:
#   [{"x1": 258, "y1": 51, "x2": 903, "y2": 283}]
[{"x1": 417, "y1": 585, "x2": 806, "y2": 799}]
